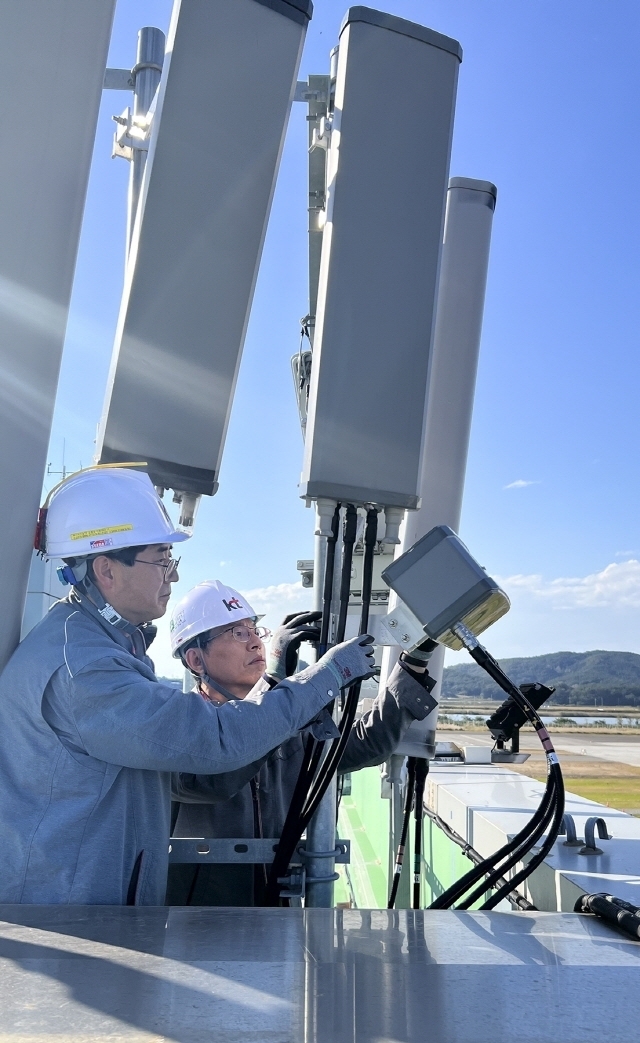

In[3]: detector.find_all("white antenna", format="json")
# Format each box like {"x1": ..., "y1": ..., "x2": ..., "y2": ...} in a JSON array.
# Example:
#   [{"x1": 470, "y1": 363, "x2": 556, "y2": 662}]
[
  {"x1": 0, "y1": 1, "x2": 116, "y2": 671},
  {"x1": 97, "y1": 0, "x2": 312, "y2": 529}
]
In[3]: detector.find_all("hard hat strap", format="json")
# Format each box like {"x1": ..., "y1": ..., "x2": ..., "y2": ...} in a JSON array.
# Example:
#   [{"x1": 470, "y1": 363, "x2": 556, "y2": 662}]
[
  {"x1": 198, "y1": 672, "x2": 237, "y2": 703},
  {"x1": 74, "y1": 578, "x2": 148, "y2": 659}
]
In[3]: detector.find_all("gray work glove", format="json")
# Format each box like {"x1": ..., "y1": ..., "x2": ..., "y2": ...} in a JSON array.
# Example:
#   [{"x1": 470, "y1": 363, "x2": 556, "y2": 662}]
[
  {"x1": 316, "y1": 634, "x2": 376, "y2": 690},
  {"x1": 266, "y1": 611, "x2": 322, "y2": 682}
]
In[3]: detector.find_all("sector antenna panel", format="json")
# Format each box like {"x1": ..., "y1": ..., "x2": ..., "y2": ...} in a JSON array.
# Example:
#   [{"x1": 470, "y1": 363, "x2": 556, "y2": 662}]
[
  {"x1": 0, "y1": 0, "x2": 116, "y2": 670},
  {"x1": 300, "y1": 8, "x2": 461, "y2": 510},
  {"x1": 98, "y1": 0, "x2": 312, "y2": 498}
]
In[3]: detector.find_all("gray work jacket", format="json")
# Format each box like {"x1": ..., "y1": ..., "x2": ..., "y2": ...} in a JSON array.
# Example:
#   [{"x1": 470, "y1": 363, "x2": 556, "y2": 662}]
[
  {"x1": 167, "y1": 664, "x2": 435, "y2": 905},
  {"x1": 0, "y1": 597, "x2": 342, "y2": 906}
]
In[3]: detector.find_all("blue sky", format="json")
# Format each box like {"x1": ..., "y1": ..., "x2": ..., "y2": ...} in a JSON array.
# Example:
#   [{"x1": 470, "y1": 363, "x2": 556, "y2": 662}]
[{"x1": 47, "y1": 0, "x2": 640, "y2": 675}]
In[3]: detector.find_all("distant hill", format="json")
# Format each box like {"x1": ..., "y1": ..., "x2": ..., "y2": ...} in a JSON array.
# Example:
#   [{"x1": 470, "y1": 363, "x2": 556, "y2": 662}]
[{"x1": 441, "y1": 650, "x2": 640, "y2": 706}]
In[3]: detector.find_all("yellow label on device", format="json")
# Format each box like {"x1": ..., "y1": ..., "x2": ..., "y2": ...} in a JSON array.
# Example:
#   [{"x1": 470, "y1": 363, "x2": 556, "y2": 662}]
[{"x1": 70, "y1": 524, "x2": 134, "y2": 540}]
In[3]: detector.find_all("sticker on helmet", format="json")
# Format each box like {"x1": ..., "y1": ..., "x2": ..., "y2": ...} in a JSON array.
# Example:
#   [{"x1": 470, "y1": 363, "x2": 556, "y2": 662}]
[
  {"x1": 223, "y1": 597, "x2": 243, "y2": 612},
  {"x1": 89, "y1": 537, "x2": 114, "y2": 550},
  {"x1": 70, "y1": 524, "x2": 134, "y2": 540},
  {"x1": 170, "y1": 611, "x2": 185, "y2": 632}
]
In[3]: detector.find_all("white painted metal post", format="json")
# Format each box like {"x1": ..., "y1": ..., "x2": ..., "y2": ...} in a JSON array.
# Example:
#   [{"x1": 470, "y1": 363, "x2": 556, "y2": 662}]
[
  {"x1": 382, "y1": 177, "x2": 496, "y2": 907},
  {"x1": 381, "y1": 177, "x2": 498, "y2": 724},
  {"x1": 0, "y1": 1, "x2": 116, "y2": 672}
]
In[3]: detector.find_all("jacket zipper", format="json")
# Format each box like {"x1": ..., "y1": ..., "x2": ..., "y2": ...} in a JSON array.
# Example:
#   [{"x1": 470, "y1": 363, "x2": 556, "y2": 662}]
[{"x1": 250, "y1": 775, "x2": 268, "y2": 888}]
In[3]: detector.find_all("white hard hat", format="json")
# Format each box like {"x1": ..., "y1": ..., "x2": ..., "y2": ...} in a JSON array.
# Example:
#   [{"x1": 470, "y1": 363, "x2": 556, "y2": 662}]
[
  {"x1": 36, "y1": 466, "x2": 190, "y2": 559},
  {"x1": 170, "y1": 580, "x2": 261, "y2": 657}
]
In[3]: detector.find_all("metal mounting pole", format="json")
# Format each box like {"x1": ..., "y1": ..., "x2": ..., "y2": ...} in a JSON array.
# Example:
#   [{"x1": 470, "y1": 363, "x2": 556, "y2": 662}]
[
  {"x1": 306, "y1": 71, "x2": 331, "y2": 326},
  {"x1": 305, "y1": 508, "x2": 342, "y2": 908},
  {"x1": 127, "y1": 26, "x2": 165, "y2": 249},
  {"x1": 300, "y1": 56, "x2": 335, "y2": 903},
  {"x1": 304, "y1": 771, "x2": 338, "y2": 907}
]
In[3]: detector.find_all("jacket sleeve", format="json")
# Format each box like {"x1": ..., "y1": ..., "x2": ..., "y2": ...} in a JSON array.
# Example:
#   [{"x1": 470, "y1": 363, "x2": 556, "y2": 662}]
[
  {"x1": 45, "y1": 653, "x2": 340, "y2": 774},
  {"x1": 338, "y1": 663, "x2": 437, "y2": 773},
  {"x1": 170, "y1": 677, "x2": 340, "y2": 803}
]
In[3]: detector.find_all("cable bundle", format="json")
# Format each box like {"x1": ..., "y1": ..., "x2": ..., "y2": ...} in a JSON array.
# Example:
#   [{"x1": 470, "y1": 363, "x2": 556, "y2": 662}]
[
  {"x1": 264, "y1": 504, "x2": 378, "y2": 905},
  {"x1": 428, "y1": 624, "x2": 565, "y2": 910},
  {"x1": 387, "y1": 756, "x2": 429, "y2": 910}
]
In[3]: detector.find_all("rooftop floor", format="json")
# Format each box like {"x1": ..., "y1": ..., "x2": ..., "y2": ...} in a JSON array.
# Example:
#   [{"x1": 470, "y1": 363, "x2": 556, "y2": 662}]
[{"x1": 0, "y1": 905, "x2": 638, "y2": 1042}]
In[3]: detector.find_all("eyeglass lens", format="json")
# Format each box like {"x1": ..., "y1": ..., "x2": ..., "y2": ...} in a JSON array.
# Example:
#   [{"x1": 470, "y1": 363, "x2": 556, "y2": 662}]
[
  {"x1": 134, "y1": 556, "x2": 180, "y2": 578},
  {"x1": 229, "y1": 626, "x2": 270, "y2": 642}
]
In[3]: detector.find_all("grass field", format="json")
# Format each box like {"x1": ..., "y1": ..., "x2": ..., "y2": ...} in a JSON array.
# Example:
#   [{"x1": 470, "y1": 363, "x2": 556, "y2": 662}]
[
  {"x1": 526, "y1": 774, "x2": 640, "y2": 816},
  {"x1": 506, "y1": 746, "x2": 640, "y2": 816}
]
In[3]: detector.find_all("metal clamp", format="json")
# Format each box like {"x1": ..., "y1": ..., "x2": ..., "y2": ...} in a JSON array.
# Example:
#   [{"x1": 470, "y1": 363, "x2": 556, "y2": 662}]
[
  {"x1": 278, "y1": 866, "x2": 306, "y2": 900},
  {"x1": 296, "y1": 840, "x2": 350, "y2": 863},
  {"x1": 295, "y1": 840, "x2": 350, "y2": 889},
  {"x1": 131, "y1": 60, "x2": 163, "y2": 78},
  {"x1": 558, "y1": 814, "x2": 582, "y2": 847},
  {"x1": 579, "y1": 817, "x2": 610, "y2": 856}
]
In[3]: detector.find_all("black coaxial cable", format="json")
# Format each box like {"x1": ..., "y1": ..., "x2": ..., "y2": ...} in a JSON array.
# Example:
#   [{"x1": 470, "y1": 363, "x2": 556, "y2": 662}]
[
  {"x1": 412, "y1": 759, "x2": 428, "y2": 909},
  {"x1": 388, "y1": 757, "x2": 416, "y2": 909}
]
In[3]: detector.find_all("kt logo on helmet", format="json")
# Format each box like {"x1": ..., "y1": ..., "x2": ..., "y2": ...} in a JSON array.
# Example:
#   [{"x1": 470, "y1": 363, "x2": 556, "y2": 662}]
[{"x1": 223, "y1": 597, "x2": 243, "y2": 612}]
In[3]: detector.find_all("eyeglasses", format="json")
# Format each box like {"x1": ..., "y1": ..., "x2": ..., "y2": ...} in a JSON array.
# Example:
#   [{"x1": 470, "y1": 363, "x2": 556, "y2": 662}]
[
  {"x1": 212, "y1": 624, "x2": 271, "y2": 644},
  {"x1": 135, "y1": 556, "x2": 181, "y2": 581}
]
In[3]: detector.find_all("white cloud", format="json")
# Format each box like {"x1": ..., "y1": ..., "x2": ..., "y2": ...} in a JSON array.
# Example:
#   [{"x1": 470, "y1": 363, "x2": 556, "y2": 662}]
[
  {"x1": 444, "y1": 559, "x2": 640, "y2": 663},
  {"x1": 239, "y1": 581, "x2": 310, "y2": 620},
  {"x1": 503, "y1": 479, "x2": 540, "y2": 489},
  {"x1": 615, "y1": 550, "x2": 638, "y2": 558},
  {"x1": 498, "y1": 560, "x2": 640, "y2": 610}
]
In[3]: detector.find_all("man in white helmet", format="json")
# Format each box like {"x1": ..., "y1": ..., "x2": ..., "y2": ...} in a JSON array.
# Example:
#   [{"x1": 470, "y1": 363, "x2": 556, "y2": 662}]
[
  {"x1": 166, "y1": 580, "x2": 438, "y2": 906},
  {"x1": 0, "y1": 468, "x2": 375, "y2": 906}
]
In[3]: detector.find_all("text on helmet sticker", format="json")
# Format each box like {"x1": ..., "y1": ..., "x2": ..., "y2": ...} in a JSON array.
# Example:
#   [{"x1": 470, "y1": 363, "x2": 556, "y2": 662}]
[
  {"x1": 223, "y1": 597, "x2": 243, "y2": 612},
  {"x1": 89, "y1": 537, "x2": 114, "y2": 550},
  {"x1": 70, "y1": 524, "x2": 134, "y2": 540},
  {"x1": 170, "y1": 611, "x2": 185, "y2": 632}
]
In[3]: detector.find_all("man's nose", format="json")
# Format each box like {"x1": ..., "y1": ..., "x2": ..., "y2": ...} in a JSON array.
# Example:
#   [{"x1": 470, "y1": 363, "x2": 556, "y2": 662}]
[
  {"x1": 248, "y1": 633, "x2": 262, "y2": 650},
  {"x1": 169, "y1": 566, "x2": 179, "y2": 584}
]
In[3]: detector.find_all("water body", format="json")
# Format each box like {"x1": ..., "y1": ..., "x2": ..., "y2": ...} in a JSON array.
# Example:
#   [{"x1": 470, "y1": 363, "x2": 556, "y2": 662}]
[{"x1": 442, "y1": 713, "x2": 640, "y2": 728}]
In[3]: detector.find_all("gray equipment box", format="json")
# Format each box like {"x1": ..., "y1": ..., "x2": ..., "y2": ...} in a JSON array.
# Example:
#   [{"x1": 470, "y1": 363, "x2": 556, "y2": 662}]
[{"x1": 381, "y1": 525, "x2": 509, "y2": 650}]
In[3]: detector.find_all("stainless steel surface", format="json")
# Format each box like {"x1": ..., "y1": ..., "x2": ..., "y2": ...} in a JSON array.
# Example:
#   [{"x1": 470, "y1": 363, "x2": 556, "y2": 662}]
[{"x1": 0, "y1": 906, "x2": 637, "y2": 1041}]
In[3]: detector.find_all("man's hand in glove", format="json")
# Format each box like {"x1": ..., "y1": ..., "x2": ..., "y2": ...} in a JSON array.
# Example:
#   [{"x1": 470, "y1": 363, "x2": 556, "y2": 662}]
[
  {"x1": 317, "y1": 634, "x2": 376, "y2": 690},
  {"x1": 266, "y1": 610, "x2": 322, "y2": 682}
]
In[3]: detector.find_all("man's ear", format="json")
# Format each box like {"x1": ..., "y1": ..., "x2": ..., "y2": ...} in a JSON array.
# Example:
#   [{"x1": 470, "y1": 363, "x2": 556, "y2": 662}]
[
  {"x1": 184, "y1": 647, "x2": 204, "y2": 676},
  {"x1": 91, "y1": 554, "x2": 117, "y2": 593}
]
